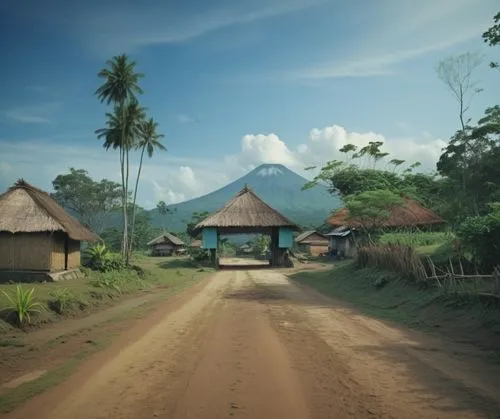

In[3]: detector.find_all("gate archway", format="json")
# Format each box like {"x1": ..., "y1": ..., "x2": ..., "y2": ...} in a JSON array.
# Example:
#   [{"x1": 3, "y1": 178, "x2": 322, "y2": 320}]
[{"x1": 191, "y1": 186, "x2": 300, "y2": 268}]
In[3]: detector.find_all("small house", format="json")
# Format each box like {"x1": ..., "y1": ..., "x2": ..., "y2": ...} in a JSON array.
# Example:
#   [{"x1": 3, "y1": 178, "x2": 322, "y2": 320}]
[
  {"x1": 295, "y1": 230, "x2": 329, "y2": 256},
  {"x1": 147, "y1": 232, "x2": 185, "y2": 256},
  {"x1": 325, "y1": 226, "x2": 356, "y2": 258},
  {"x1": 190, "y1": 239, "x2": 202, "y2": 249},
  {"x1": 0, "y1": 180, "x2": 98, "y2": 273}
]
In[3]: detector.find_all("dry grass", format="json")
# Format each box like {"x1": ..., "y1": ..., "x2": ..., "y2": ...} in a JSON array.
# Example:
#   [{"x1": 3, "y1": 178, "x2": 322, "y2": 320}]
[{"x1": 357, "y1": 244, "x2": 427, "y2": 282}]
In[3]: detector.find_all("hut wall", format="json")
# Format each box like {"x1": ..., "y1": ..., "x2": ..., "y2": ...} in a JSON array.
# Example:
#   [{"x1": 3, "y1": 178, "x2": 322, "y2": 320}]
[
  {"x1": 0, "y1": 232, "x2": 52, "y2": 271},
  {"x1": 67, "y1": 239, "x2": 81, "y2": 269},
  {"x1": 309, "y1": 244, "x2": 329, "y2": 256},
  {"x1": 0, "y1": 233, "x2": 14, "y2": 270},
  {"x1": 51, "y1": 232, "x2": 66, "y2": 271},
  {"x1": 202, "y1": 228, "x2": 217, "y2": 249},
  {"x1": 278, "y1": 227, "x2": 293, "y2": 248}
]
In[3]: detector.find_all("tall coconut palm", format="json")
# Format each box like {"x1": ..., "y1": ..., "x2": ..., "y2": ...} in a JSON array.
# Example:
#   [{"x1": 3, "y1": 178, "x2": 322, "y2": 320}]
[
  {"x1": 128, "y1": 118, "x2": 166, "y2": 257},
  {"x1": 95, "y1": 100, "x2": 146, "y2": 262},
  {"x1": 95, "y1": 54, "x2": 144, "y2": 261}
]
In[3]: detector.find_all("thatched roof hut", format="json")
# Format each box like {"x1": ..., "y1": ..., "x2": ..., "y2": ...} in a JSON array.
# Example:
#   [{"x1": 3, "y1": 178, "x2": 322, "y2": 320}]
[
  {"x1": 327, "y1": 197, "x2": 444, "y2": 228},
  {"x1": 0, "y1": 179, "x2": 98, "y2": 272},
  {"x1": 147, "y1": 232, "x2": 185, "y2": 256},
  {"x1": 295, "y1": 230, "x2": 329, "y2": 256},
  {"x1": 192, "y1": 185, "x2": 300, "y2": 235}
]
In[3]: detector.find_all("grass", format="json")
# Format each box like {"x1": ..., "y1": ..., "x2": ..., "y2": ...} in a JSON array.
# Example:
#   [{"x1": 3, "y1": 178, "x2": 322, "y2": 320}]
[
  {"x1": 379, "y1": 231, "x2": 454, "y2": 247},
  {"x1": 290, "y1": 261, "x2": 500, "y2": 354},
  {"x1": 0, "y1": 256, "x2": 214, "y2": 331}
]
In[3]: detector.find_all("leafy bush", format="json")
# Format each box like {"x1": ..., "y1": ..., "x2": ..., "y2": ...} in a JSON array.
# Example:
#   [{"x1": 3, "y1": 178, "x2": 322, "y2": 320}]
[
  {"x1": 1, "y1": 285, "x2": 45, "y2": 325},
  {"x1": 84, "y1": 243, "x2": 124, "y2": 272},
  {"x1": 456, "y1": 203, "x2": 500, "y2": 271},
  {"x1": 48, "y1": 288, "x2": 76, "y2": 315},
  {"x1": 189, "y1": 248, "x2": 210, "y2": 262}
]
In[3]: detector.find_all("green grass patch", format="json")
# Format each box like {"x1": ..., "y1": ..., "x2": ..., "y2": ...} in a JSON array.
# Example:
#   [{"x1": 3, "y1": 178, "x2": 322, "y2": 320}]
[
  {"x1": 379, "y1": 231, "x2": 454, "y2": 247},
  {"x1": 290, "y1": 262, "x2": 500, "y2": 353},
  {"x1": 0, "y1": 257, "x2": 214, "y2": 330}
]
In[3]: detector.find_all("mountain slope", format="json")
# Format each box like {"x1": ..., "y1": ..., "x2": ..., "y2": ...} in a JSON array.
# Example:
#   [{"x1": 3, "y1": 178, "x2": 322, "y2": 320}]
[{"x1": 151, "y1": 164, "x2": 341, "y2": 232}]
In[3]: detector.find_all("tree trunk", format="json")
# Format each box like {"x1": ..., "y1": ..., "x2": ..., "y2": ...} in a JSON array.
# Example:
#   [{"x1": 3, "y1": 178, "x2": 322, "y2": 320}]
[
  {"x1": 119, "y1": 146, "x2": 128, "y2": 260},
  {"x1": 128, "y1": 146, "x2": 146, "y2": 259},
  {"x1": 124, "y1": 147, "x2": 131, "y2": 265}
]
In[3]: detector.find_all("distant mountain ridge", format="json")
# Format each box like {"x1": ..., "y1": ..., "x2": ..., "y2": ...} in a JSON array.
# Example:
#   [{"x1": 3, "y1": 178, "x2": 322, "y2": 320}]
[{"x1": 149, "y1": 163, "x2": 341, "y2": 232}]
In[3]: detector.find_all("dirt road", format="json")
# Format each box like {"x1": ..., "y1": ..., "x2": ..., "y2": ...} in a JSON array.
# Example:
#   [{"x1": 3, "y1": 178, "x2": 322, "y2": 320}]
[{"x1": 5, "y1": 270, "x2": 500, "y2": 419}]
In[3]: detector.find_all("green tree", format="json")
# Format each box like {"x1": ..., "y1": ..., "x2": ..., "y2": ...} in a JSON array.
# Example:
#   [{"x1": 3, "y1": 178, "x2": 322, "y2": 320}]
[
  {"x1": 128, "y1": 118, "x2": 166, "y2": 257},
  {"x1": 482, "y1": 11, "x2": 500, "y2": 70},
  {"x1": 344, "y1": 189, "x2": 404, "y2": 240},
  {"x1": 186, "y1": 211, "x2": 211, "y2": 238},
  {"x1": 52, "y1": 168, "x2": 121, "y2": 233},
  {"x1": 156, "y1": 200, "x2": 176, "y2": 230},
  {"x1": 95, "y1": 54, "x2": 144, "y2": 263}
]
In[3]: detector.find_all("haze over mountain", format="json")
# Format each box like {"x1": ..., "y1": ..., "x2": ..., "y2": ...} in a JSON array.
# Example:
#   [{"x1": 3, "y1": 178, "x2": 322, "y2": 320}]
[{"x1": 150, "y1": 164, "x2": 341, "y2": 233}]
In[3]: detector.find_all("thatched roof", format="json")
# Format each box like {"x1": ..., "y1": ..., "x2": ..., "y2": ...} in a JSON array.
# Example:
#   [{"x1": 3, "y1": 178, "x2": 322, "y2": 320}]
[
  {"x1": 0, "y1": 179, "x2": 98, "y2": 241},
  {"x1": 193, "y1": 186, "x2": 299, "y2": 235},
  {"x1": 295, "y1": 230, "x2": 328, "y2": 244},
  {"x1": 147, "y1": 232, "x2": 184, "y2": 247},
  {"x1": 328, "y1": 197, "x2": 444, "y2": 228}
]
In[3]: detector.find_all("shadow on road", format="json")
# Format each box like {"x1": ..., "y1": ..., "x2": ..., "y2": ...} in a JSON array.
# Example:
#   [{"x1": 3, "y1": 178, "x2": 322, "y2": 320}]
[{"x1": 224, "y1": 277, "x2": 500, "y2": 418}]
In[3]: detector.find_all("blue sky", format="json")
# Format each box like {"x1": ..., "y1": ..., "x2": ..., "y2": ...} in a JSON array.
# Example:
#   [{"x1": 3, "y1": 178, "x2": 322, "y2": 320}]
[{"x1": 0, "y1": 0, "x2": 498, "y2": 208}]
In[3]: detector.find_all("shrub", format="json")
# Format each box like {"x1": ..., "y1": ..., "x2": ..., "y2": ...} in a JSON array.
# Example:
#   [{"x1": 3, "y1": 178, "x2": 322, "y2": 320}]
[
  {"x1": 84, "y1": 243, "x2": 124, "y2": 272},
  {"x1": 1, "y1": 285, "x2": 45, "y2": 325},
  {"x1": 48, "y1": 288, "x2": 75, "y2": 315},
  {"x1": 456, "y1": 203, "x2": 500, "y2": 272}
]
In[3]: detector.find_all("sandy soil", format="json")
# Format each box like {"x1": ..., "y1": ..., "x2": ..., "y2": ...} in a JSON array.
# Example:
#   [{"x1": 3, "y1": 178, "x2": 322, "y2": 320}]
[{"x1": 4, "y1": 269, "x2": 500, "y2": 419}]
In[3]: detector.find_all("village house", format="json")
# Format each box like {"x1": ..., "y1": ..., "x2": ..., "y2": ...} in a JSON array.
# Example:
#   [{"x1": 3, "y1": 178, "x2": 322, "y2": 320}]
[
  {"x1": 294, "y1": 230, "x2": 329, "y2": 256},
  {"x1": 0, "y1": 180, "x2": 98, "y2": 276},
  {"x1": 325, "y1": 226, "x2": 356, "y2": 258},
  {"x1": 147, "y1": 232, "x2": 185, "y2": 256},
  {"x1": 326, "y1": 197, "x2": 444, "y2": 258}
]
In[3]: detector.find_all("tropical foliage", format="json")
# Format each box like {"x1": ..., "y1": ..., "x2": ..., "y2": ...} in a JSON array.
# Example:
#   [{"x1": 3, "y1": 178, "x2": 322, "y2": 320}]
[{"x1": 95, "y1": 54, "x2": 166, "y2": 264}]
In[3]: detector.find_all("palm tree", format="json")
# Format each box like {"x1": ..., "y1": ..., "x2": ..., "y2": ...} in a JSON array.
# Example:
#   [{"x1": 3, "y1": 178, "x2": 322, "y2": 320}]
[
  {"x1": 128, "y1": 118, "x2": 166, "y2": 257},
  {"x1": 95, "y1": 54, "x2": 144, "y2": 262},
  {"x1": 95, "y1": 100, "x2": 146, "y2": 262}
]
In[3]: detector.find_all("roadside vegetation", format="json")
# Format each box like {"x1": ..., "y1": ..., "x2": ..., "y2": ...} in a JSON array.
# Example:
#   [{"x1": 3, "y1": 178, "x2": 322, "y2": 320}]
[
  {"x1": 290, "y1": 12, "x2": 500, "y2": 355},
  {"x1": 0, "y1": 251, "x2": 213, "y2": 332}
]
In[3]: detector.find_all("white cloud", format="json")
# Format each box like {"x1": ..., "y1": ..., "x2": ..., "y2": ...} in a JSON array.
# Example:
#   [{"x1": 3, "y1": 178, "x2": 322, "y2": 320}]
[{"x1": 0, "y1": 123, "x2": 446, "y2": 209}]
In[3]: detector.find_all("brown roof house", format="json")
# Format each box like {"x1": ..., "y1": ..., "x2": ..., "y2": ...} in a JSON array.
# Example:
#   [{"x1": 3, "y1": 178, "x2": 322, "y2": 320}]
[
  {"x1": 0, "y1": 180, "x2": 98, "y2": 281},
  {"x1": 295, "y1": 231, "x2": 329, "y2": 256},
  {"x1": 328, "y1": 197, "x2": 443, "y2": 229},
  {"x1": 147, "y1": 232, "x2": 185, "y2": 256}
]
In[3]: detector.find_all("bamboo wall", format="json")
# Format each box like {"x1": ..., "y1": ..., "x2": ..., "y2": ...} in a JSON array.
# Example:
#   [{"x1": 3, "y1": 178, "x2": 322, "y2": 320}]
[
  {"x1": 0, "y1": 232, "x2": 52, "y2": 271},
  {"x1": 51, "y1": 232, "x2": 66, "y2": 271},
  {"x1": 0, "y1": 232, "x2": 81, "y2": 272},
  {"x1": 67, "y1": 239, "x2": 81, "y2": 269},
  {"x1": 309, "y1": 244, "x2": 329, "y2": 256}
]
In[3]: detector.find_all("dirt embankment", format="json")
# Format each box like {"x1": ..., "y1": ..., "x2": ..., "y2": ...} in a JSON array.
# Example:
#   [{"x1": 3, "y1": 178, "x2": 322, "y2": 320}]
[{"x1": 3, "y1": 269, "x2": 500, "y2": 419}]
